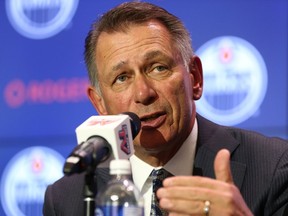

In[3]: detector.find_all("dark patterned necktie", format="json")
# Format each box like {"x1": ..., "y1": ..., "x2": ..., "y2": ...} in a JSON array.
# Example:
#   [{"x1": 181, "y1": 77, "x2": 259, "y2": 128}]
[{"x1": 150, "y1": 169, "x2": 173, "y2": 216}]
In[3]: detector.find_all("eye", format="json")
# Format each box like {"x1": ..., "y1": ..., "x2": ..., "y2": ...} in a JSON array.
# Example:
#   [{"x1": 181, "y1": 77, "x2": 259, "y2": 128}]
[
  {"x1": 154, "y1": 65, "x2": 167, "y2": 72},
  {"x1": 114, "y1": 73, "x2": 128, "y2": 84},
  {"x1": 147, "y1": 63, "x2": 173, "y2": 80}
]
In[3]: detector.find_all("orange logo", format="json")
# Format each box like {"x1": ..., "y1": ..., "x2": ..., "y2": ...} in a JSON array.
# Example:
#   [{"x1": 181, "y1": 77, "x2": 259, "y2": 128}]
[{"x1": 87, "y1": 118, "x2": 118, "y2": 126}]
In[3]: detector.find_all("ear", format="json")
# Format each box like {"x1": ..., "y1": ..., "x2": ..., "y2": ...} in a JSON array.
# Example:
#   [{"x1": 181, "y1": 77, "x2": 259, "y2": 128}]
[
  {"x1": 189, "y1": 55, "x2": 203, "y2": 100},
  {"x1": 87, "y1": 86, "x2": 108, "y2": 115}
]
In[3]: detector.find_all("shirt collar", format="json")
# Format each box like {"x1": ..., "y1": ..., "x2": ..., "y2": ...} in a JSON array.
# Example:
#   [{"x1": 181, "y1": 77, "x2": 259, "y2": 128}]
[{"x1": 130, "y1": 119, "x2": 198, "y2": 192}]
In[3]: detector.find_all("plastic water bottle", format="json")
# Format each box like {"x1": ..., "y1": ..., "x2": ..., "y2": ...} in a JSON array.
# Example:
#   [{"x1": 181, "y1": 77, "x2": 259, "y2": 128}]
[{"x1": 95, "y1": 159, "x2": 144, "y2": 216}]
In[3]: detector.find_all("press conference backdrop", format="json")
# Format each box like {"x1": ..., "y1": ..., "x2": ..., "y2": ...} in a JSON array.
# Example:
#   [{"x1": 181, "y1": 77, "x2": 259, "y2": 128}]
[{"x1": 0, "y1": 0, "x2": 287, "y2": 215}]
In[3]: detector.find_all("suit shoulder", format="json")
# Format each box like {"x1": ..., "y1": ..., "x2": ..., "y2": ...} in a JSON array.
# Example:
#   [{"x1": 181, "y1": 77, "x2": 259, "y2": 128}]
[
  {"x1": 46, "y1": 172, "x2": 86, "y2": 205},
  {"x1": 227, "y1": 127, "x2": 288, "y2": 150}
]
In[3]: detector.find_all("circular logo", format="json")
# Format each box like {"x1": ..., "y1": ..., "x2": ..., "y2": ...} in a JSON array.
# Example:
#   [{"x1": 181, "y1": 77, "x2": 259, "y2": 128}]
[
  {"x1": 195, "y1": 36, "x2": 268, "y2": 125},
  {"x1": 6, "y1": 0, "x2": 79, "y2": 39},
  {"x1": 1, "y1": 146, "x2": 64, "y2": 216}
]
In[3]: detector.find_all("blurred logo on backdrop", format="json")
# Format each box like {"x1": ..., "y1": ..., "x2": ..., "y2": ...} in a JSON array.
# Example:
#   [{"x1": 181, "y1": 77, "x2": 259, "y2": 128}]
[
  {"x1": 1, "y1": 146, "x2": 64, "y2": 216},
  {"x1": 5, "y1": 0, "x2": 79, "y2": 39},
  {"x1": 195, "y1": 36, "x2": 268, "y2": 125},
  {"x1": 3, "y1": 77, "x2": 89, "y2": 108}
]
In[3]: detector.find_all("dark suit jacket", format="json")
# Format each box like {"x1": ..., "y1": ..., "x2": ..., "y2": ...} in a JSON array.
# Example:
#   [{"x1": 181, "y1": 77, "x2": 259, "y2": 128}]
[{"x1": 43, "y1": 114, "x2": 288, "y2": 216}]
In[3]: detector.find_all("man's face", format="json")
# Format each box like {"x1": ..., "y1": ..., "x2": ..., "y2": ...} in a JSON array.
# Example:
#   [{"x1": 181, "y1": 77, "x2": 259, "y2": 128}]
[{"x1": 89, "y1": 21, "x2": 202, "y2": 158}]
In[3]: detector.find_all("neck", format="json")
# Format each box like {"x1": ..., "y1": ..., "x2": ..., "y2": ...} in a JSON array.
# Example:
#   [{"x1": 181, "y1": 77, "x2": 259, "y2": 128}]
[
  {"x1": 134, "y1": 147, "x2": 179, "y2": 167},
  {"x1": 134, "y1": 110, "x2": 196, "y2": 167}
]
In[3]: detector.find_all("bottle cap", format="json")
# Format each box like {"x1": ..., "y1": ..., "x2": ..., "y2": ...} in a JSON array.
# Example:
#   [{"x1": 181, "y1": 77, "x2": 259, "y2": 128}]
[{"x1": 109, "y1": 159, "x2": 131, "y2": 175}]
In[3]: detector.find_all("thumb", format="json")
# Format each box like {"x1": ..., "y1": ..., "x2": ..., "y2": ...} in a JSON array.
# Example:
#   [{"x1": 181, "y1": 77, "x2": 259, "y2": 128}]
[{"x1": 214, "y1": 149, "x2": 234, "y2": 184}]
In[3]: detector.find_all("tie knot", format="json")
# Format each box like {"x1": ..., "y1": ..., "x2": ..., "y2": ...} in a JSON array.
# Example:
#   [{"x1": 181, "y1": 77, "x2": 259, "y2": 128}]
[{"x1": 151, "y1": 168, "x2": 173, "y2": 181}]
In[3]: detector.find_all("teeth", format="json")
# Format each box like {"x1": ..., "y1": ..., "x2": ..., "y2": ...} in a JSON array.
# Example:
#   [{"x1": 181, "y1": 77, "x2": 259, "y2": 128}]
[{"x1": 141, "y1": 114, "x2": 159, "y2": 121}]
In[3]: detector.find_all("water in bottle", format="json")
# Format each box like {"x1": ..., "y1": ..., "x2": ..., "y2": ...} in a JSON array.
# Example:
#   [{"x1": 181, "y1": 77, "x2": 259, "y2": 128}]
[{"x1": 95, "y1": 159, "x2": 144, "y2": 216}]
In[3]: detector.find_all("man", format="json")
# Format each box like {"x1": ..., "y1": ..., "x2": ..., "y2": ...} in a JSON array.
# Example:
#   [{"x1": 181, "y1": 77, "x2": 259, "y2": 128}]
[{"x1": 43, "y1": 2, "x2": 288, "y2": 216}]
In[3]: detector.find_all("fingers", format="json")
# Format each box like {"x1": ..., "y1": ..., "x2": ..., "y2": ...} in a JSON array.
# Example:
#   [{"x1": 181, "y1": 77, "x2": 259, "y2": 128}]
[
  {"x1": 157, "y1": 149, "x2": 252, "y2": 215},
  {"x1": 159, "y1": 197, "x2": 204, "y2": 215},
  {"x1": 158, "y1": 186, "x2": 217, "y2": 201},
  {"x1": 163, "y1": 175, "x2": 227, "y2": 190},
  {"x1": 214, "y1": 149, "x2": 234, "y2": 184},
  {"x1": 157, "y1": 184, "x2": 233, "y2": 212}
]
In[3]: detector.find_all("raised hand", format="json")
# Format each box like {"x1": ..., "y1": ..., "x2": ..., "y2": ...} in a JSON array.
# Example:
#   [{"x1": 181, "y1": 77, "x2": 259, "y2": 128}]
[{"x1": 157, "y1": 149, "x2": 253, "y2": 216}]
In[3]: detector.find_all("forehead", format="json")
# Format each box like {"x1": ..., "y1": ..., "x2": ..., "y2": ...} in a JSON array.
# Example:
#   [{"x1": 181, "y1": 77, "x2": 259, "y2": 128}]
[{"x1": 96, "y1": 20, "x2": 174, "y2": 57}]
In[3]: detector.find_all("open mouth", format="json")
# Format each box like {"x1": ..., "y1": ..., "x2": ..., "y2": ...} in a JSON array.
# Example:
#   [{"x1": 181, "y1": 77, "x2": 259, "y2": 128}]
[
  {"x1": 140, "y1": 112, "x2": 166, "y2": 128},
  {"x1": 141, "y1": 113, "x2": 161, "y2": 122}
]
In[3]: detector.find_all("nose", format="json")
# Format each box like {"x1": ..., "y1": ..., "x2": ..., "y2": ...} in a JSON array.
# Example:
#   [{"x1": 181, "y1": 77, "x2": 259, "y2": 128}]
[{"x1": 133, "y1": 75, "x2": 157, "y2": 105}]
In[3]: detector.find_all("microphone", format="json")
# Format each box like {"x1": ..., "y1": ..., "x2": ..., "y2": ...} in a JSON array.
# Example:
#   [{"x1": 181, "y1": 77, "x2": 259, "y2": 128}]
[{"x1": 63, "y1": 112, "x2": 141, "y2": 175}]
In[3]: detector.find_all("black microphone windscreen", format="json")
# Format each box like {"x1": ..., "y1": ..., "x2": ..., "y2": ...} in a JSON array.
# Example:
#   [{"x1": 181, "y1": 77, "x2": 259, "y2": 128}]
[{"x1": 122, "y1": 112, "x2": 141, "y2": 138}]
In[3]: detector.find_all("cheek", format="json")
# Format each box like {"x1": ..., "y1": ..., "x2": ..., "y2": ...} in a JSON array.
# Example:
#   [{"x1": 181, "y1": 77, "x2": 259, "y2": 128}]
[
  {"x1": 167, "y1": 76, "x2": 192, "y2": 104},
  {"x1": 103, "y1": 92, "x2": 132, "y2": 113},
  {"x1": 168, "y1": 77, "x2": 194, "y2": 121},
  {"x1": 178, "y1": 74, "x2": 194, "y2": 102}
]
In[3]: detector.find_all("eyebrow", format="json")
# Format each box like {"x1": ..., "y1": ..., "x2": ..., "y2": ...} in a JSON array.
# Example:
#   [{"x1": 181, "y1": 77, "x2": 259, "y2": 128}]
[
  {"x1": 112, "y1": 60, "x2": 126, "y2": 72},
  {"x1": 111, "y1": 50, "x2": 172, "y2": 72}
]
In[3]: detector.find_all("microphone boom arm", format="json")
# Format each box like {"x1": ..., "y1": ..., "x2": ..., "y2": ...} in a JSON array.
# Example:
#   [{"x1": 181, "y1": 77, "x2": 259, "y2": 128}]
[{"x1": 63, "y1": 136, "x2": 112, "y2": 175}]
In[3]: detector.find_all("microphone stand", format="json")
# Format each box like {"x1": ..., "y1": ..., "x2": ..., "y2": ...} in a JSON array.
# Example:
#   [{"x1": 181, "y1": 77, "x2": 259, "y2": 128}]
[
  {"x1": 83, "y1": 171, "x2": 97, "y2": 216},
  {"x1": 63, "y1": 138, "x2": 111, "y2": 216},
  {"x1": 82, "y1": 145, "x2": 110, "y2": 216}
]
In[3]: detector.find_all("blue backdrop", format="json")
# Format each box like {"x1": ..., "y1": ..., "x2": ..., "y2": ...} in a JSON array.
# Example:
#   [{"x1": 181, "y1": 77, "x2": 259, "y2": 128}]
[{"x1": 0, "y1": 1, "x2": 287, "y2": 215}]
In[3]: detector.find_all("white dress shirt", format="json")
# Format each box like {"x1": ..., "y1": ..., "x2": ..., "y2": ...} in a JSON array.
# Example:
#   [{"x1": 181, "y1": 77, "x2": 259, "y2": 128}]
[{"x1": 130, "y1": 120, "x2": 198, "y2": 216}]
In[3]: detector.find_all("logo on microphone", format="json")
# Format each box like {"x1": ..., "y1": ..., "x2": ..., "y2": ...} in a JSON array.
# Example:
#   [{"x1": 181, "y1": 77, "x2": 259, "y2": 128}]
[
  {"x1": 119, "y1": 125, "x2": 131, "y2": 155},
  {"x1": 5, "y1": 0, "x2": 79, "y2": 39},
  {"x1": 1, "y1": 146, "x2": 64, "y2": 216},
  {"x1": 196, "y1": 36, "x2": 268, "y2": 125},
  {"x1": 87, "y1": 118, "x2": 118, "y2": 126}
]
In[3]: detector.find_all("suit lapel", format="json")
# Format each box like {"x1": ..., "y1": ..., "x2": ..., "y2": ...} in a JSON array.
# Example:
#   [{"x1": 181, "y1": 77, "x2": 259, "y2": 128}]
[
  {"x1": 194, "y1": 114, "x2": 247, "y2": 190},
  {"x1": 95, "y1": 168, "x2": 111, "y2": 193}
]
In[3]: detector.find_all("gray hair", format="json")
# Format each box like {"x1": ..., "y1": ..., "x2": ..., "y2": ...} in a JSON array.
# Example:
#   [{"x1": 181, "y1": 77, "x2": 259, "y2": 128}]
[{"x1": 84, "y1": 1, "x2": 193, "y2": 93}]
